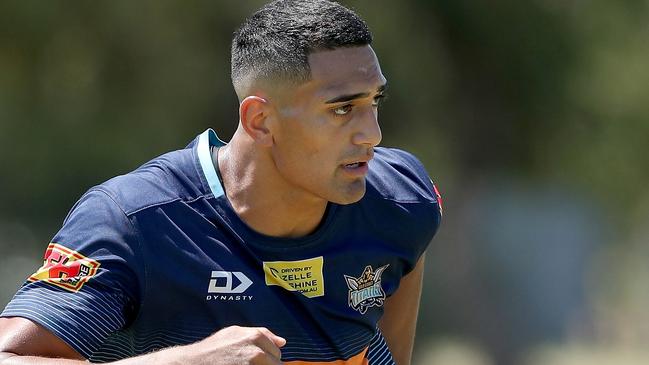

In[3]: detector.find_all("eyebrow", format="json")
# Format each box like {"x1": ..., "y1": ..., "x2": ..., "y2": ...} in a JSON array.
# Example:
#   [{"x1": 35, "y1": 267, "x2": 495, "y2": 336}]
[{"x1": 325, "y1": 84, "x2": 387, "y2": 104}]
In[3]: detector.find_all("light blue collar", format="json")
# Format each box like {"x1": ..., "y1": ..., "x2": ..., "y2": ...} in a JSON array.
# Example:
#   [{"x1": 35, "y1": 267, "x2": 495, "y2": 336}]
[{"x1": 197, "y1": 128, "x2": 227, "y2": 198}]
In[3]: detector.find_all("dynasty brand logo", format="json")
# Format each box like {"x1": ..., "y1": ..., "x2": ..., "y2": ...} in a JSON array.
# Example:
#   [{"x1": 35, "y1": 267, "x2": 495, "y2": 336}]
[
  {"x1": 344, "y1": 264, "x2": 389, "y2": 314},
  {"x1": 28, "y1": 243, "x2": 100, "y2": 293},
  {"x1": 206, "y1": 271, "x2": 253, "y2": 301}
]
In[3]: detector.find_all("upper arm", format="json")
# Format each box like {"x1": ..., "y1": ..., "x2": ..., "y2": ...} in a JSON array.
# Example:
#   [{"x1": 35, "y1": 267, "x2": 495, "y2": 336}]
[
  {"x1": 379, "y1": 254, "x2": 425, "y2": 365},
  {"x1": 0, "y1": 317, "x2": 84, "y2": 360},
  {"x1": 0, "y1": 190, "x2": 142, "y2": 359}
]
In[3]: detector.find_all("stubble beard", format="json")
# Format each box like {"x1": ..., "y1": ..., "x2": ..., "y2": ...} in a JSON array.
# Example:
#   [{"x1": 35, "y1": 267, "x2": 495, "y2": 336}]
[{"x1": 328, "y1": 176, "x2": 367, "y2": 205}]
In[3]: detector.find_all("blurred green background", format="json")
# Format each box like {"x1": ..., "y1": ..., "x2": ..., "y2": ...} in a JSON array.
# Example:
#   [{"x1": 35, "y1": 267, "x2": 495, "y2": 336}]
[{"x1": 1, "y1": 1, "x2": 648, "y2": 364}]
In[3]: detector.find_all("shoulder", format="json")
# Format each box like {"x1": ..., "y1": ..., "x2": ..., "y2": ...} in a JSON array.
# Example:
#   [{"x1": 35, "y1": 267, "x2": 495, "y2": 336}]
[
  {"x1": 355, "y1": 147, "x2": 442, "y2": 272},
  {"x1": 364, "y1": 146, "x2": 443, "y2": 237},
  {"x1": 367, "y1": 147, "x2": 439, "y2": 205},
  {"x1": 91, "y1": 147, "x2": 207, "y2": 216}
]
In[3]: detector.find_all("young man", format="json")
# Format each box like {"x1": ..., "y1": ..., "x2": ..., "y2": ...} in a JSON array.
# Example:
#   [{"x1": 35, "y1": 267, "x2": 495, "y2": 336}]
[{"x1": 0, "y1": 1, "x2": 441, "y2": 364}]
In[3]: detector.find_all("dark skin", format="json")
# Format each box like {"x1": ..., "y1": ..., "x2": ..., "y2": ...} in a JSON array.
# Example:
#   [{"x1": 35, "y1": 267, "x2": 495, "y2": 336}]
[
  {"x1": 0, "y1": 320, "x2": 286, "y2": 364},
  {"x1": 221, "y1": 46, "x2": 386, "y2": 238},
  {"x1": 0, "y1": 46, "x2": 426, "y2": 365},
  {"x1": 0, "y1": 318, "x2": 83, "y2": 360}
]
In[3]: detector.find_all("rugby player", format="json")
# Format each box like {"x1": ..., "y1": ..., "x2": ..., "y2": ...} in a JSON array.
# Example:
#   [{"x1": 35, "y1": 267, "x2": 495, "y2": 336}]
[{"x1": 0, "y1": 1, "x2": 442, "y2": 364}]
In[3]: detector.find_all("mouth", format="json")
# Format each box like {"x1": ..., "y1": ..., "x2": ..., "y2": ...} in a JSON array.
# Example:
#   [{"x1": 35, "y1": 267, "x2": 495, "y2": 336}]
[
  {"x1": 343, "y1": 161, "x2": 367, "y2": 169},
  {"x1": 341, "y1": 161, "x2": 370, "y2": 176},
  {"x1": 341, "y1": 149, "x2": 374, "y2": 175}
]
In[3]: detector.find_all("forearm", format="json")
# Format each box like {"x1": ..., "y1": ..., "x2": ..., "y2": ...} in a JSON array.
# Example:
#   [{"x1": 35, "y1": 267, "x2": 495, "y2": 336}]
[
  {"x1": 0, "y1": 347, "x2": 183, "y2": 365},
  {"x1": 379, "y1": 254, "x2": 426, "y2": 365},
  {"x1": 111, "y1": 345, "x2": 187, "y2": 365},
  {"x1": 1, "y1": 325, "x2": 284, "y2": 365},
  {"x1": 0, "y1": 352, "x2": 85, "y2": 365},
  {"x1": 0, "y1": 345, "x2": 190, "y2": 365}
]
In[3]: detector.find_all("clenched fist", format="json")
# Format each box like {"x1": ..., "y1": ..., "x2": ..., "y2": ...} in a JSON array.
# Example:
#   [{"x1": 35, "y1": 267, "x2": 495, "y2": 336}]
[
  {"x1": 113, "y1": 325, "x2": 287, "y2": 365},
  {"x1": 188, "y1": 326, "x2": 286, "y2": 365}
]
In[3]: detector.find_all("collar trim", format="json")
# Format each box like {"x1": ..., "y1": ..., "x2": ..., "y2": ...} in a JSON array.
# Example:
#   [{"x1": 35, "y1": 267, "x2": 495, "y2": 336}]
[{"x1": 197, "y1": 129, "x2": 226, "y2": 198}]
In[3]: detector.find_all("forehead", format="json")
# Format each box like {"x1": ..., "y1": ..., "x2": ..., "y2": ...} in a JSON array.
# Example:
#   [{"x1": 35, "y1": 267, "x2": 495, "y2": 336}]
[{"x1": 306, "y1": 46, "x2": 386, "y2": 98}]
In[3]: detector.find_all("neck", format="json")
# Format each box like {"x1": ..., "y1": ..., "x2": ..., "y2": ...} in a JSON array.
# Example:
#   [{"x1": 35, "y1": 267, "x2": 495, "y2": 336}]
[{"x1": 216, "y1": 127, "x2": 328, "y2": 239}]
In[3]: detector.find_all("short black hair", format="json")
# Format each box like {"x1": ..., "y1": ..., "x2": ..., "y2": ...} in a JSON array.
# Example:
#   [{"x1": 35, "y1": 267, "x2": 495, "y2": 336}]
[{"x1": 231, "y1": 0, "x2": 373, "y2": 96}]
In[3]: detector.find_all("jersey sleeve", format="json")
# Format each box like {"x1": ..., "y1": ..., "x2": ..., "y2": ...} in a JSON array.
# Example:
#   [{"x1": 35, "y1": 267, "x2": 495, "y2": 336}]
[
  {"x1": 1, "y1": 189, "x2": 143, "y2": 358},
  {"x1": 391, "y1": 149, "x2": 442, "y2": 258}
]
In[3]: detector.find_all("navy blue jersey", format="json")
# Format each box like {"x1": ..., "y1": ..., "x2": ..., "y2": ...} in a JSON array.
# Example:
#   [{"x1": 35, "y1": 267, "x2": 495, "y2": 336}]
[{"x1": 2, "y1": 129, "x2": 442, "y2": 364}]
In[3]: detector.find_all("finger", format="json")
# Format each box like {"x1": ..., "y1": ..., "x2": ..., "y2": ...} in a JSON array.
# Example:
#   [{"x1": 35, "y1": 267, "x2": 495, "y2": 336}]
[
  {"x1": 256, "y1": 327, "x2": 287, "y2": 348},
  {"x1": 260, "y1": 356, "x2": 284, "y2": 365},
  {"x1": 259, "y1": 353, "x2": 284, "y2": 365},
  {"x1": 252, "y1": 328, "x2": 284, "y2": 360}
]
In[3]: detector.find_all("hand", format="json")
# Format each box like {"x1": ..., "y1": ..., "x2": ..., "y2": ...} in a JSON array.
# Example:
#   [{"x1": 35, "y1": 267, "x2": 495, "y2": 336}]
[{"x1": 185, "y1": 325, "x2": 286, "y2": 365}]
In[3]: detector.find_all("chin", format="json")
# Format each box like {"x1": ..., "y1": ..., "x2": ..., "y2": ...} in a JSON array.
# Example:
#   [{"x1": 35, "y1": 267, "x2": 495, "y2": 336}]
[{"x1": 329, "y1": 182, "x2": 367, "y2": 205}]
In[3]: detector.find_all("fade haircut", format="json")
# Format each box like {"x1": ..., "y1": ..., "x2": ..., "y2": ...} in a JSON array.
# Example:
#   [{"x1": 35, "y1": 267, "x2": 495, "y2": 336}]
[{"x1": 231, "y1": 0, "x2": 373, "y2": 98}]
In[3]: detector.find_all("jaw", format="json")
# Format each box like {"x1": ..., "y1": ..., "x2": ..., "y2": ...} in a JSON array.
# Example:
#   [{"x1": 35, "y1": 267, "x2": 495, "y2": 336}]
[{"x1": 326, "y1": 175, "x2": 367, "y2": 205}]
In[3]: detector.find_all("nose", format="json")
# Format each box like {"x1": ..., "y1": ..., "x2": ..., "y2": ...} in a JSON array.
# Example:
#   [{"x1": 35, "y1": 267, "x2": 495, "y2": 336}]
[{"x1": 351, "y1": 107, "x2": 382, "y2": 147}]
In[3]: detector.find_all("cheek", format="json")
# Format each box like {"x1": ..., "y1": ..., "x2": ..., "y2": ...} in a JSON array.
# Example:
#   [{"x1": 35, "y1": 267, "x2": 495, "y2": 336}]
[
  {"x1": 281, "y1": 116, "x2": 334, "y2": 157},
  {"x1": 272, "y1": 111, "x2": 349, "y2": 178},
  {"x1": 271, "y1": 127, "x2": 321, "y2": 177}
]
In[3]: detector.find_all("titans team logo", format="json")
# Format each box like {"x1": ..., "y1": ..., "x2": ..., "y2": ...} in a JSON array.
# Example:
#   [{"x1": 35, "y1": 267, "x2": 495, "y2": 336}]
[{"x1": 344, "y1": 264, "x2": 389, "y2": 314}]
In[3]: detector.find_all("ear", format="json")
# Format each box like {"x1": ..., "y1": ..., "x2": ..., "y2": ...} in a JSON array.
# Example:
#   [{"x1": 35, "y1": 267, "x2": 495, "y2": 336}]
[{"x1": 239, "y1": 96, "x2": 273, "y2": 147}]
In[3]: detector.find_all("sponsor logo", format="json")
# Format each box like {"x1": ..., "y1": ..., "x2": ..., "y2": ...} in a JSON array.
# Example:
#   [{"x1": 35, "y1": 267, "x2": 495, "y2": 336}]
[
  {"x1": 206, "y1": 270, "x2": 253, "y2": 302},
  {"x1": 207, "y1": 271, "x2": 252, "y2": 300},
  {"x1": 206, "y1": 294, "x2": 253, "y2": 301},
  {"x1": 263, "y1": 256, "x2": 324, "y2": 298},
  {"x1": 432, "y1": 182, "x2": 443, "y2": 216},
  {"x1": 344, "y1": 264, "x2": 389, "y2": 314},
  {"x1": 27, "y1": 243, "x2": 100, "y2": 293},
  {"x1": 207, "y1": 271, "x2": 252, "y2": 294}
]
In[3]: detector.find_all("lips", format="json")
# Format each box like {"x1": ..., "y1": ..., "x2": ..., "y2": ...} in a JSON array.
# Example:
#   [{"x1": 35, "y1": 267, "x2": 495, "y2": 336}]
[
  {"x1": 342, "y1": 158, "x2": 370, "y2": 169},
  {"x1": 341, "y1": 161, "x2": 369, "y2": 176},
  {"x1": 345, "y1": 162, "x2": 362, "y2": 168},
  {"x1": 342, "y1": 150, "x2": 374, "y2": 167},
  {"x1": 341, "y1": 149, "x2": 373, "y2": 176}
]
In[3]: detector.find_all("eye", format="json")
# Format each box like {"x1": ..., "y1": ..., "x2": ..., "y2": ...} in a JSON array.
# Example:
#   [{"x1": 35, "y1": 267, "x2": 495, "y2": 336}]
[
  {"x1": 333, "y1": 104, "x2": 353, "y2": 116},
  {"x1": 372, "y1": 94, "x2": 387, "y2": 107}
]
